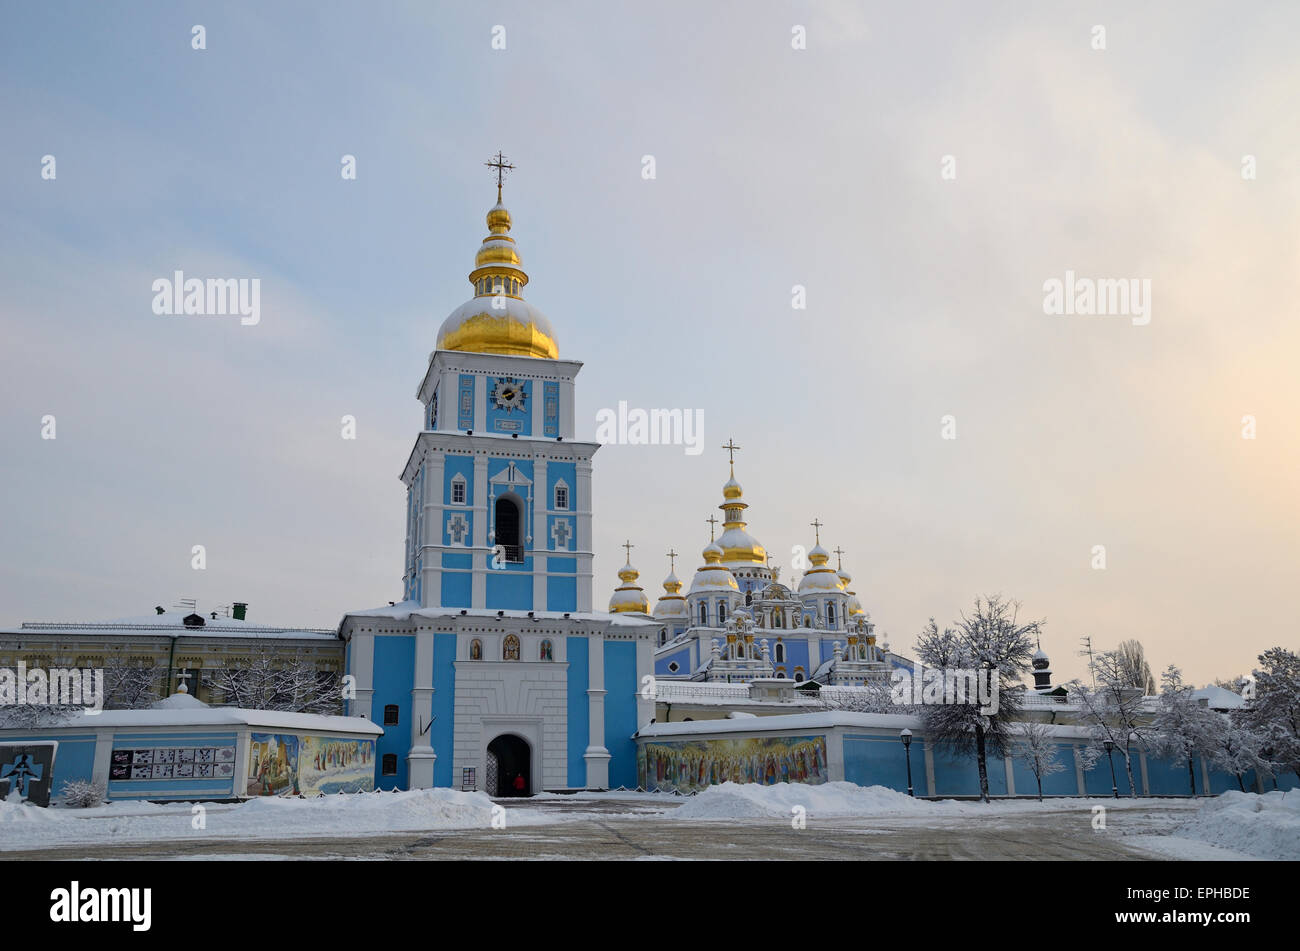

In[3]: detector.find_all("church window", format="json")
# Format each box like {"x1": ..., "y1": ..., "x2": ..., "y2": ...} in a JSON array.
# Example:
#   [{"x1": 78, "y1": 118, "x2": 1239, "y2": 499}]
[
  {"x1": 774, "y1": 642, "x2": 785, "y2": 663},
  {"x1": 470, "y1": 639, "x2": 482, "y2": 661},
  {"x1": 381, "y1": 754, "x2": 397, "y2": 776},
  {"x1": 554, "y1": 484, "x2": 569, "y2": 510},
  {"x1": 540, "y1": 639, "x2": 553, "y2": 661},
  {"x1": 699, "y1": 604, "x2": 708, "y2": 626},
  {"x1": 451, "y1": 476, "x2": 467, "y2": 505},
  {"x1": 667, "y1": 661, "x2": 680, "y2": 673},
  {"x1": 383, "y1": 704, "x2": 399, "y2": 726},
  {"x1": 776, "y1": 671, "x2": 786, "y2": 679},
  {"x1": 827, "y1": 602, "x2": 836, "y2": 627},
  {"x1": 503, "y1": 634, "x2": 520, "y2": 660},
  {"x1": 794, "y1": 671, "x2": 805, "y2": 683},
  {"x1": 718, "y1": 602, "x2": 727, "y2": 624},
  {"x1": 494, "y1": 495, "x2": 523, "y2": 562}
]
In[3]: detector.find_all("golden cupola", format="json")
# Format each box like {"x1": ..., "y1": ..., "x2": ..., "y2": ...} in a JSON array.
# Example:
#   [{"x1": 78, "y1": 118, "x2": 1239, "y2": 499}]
[
  {"x1": 714, "y1": 461, "x2": 767, "y2": 568},
  {"x1": 798, "y1": 536, "x2": 843, "y2": 594},
  {"x1": 436, "y1": 161, "x2": 558, "y2": 360},
  {"x1": 653, "y1": 563, "x2": 690, "y2": 622},
  {"x1": 609, "y1": 549, "x2": 651, "y2": 614}
]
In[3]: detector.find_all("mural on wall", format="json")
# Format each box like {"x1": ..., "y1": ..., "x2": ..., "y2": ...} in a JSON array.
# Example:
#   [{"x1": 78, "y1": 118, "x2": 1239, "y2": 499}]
[
  {"x1": 298, "y1": 735, "x2": 373, "y2": 796},
  {"x1": 641, "y1": 734, "x2": 828, "y2": 793},
  {"x1": 247, "y1": 733, "x2": 375, "y2": 797},
  {"x1": 247, "y1": 733, "x2": 300, "y2": 797}
]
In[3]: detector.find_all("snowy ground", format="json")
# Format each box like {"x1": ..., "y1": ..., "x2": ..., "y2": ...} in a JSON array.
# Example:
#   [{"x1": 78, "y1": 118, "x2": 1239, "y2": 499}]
[{"x1": 0, "y1": 784, "x2": 1293, "y2": 860}]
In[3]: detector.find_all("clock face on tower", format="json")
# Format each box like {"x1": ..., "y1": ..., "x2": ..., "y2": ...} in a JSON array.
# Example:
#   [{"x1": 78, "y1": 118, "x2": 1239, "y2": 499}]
[{"x1": 491, "y1": 377, "x2": 528, "y2": 413}]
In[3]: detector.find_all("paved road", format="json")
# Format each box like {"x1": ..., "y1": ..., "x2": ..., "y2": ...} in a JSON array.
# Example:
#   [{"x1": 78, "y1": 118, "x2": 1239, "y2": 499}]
[{"x1": 1, "y1": 799, "x2": 1194, "y2": 860}]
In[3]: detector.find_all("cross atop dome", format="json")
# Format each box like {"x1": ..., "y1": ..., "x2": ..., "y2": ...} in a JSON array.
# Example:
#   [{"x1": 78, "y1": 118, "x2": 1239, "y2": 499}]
[
  {"x1": 706, "y1": 514, "x2": 718, "y2": 541},
  {"x1": 721, "y1": 438, "x2": 741, "y2": 473},
  {"x1": 484, "y1": 150, "x2": 515, "y2": 200},
  {"x1": 622, "y1": 539, "x2": 635, "y2": 563},
  {"x1": 666, "y1": 548, "x2": 678, "y2": 573},
  {"x1": 833, "y1": 546, "x2": 845, "y2": 570},
  {"x1": 810, "y1": 518, "x2": 824, "y2": 545}
]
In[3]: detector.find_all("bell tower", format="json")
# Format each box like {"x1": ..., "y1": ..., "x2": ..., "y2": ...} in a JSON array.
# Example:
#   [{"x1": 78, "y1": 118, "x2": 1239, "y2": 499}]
[{"x1": 401, "y1": 157, "x2": 596, "y2": 614}]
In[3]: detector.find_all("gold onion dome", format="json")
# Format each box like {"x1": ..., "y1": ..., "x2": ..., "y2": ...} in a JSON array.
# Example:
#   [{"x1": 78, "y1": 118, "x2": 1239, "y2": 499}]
[
  {"x1": 609, "y1": 561, "x2": 650, "y2": 614},
  {"x1": 689, "y1": 543, "x2": 739, "y2": 594},
  {"x1": 436, "y1": 187, "x2": 558, "y2": 360},
  {"x1": 798, "y1": 543, "x2": 842, "y2": 593},
  {"x1": 715, "y1": 469, "x2": 767, "y2": 567},
  {"x1": 654, "y1": 570, "x2": 690, "y2": 620}
]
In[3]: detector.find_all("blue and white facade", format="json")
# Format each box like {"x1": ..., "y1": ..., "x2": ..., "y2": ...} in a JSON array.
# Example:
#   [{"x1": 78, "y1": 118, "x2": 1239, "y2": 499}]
[{"x1": 339, "y1": 188, "x2": 660, "y2": 794}]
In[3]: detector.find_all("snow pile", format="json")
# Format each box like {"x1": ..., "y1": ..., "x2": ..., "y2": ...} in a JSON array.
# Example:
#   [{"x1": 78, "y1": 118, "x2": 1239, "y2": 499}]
[
  {"x1": 226, "y1": 788, "x2": 497, "y2": 835},
  {"x1": 1171, "y1": 790, "x2": 1300, "y2": 860},
  {"x1": 671, "y1": 781, "x2": 937, "y2": 820},
  {"x1": 0, "y1": 789, "x2": 503, "y2": 851}
]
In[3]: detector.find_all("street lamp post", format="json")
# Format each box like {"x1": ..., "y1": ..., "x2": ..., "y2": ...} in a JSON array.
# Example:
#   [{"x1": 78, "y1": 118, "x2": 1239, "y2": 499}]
[
  {"x1": 1103, "y1": 738, "x2": 1118, "y2": 799},
  {"x1": 900, "y1": 728, "x2": 914, "y2": 798}
]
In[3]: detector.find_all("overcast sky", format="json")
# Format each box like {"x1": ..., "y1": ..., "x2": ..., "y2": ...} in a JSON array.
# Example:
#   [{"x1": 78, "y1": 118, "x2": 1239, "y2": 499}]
[{"x1": 2, "y1": 1, "x2": 1296, "y2": 687}]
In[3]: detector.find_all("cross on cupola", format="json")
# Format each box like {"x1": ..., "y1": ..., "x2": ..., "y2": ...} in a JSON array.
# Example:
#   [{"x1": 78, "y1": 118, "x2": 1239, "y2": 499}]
[
  {"x1": 666, "y1": 548, "x2": 678, "y2": 573},
  {"x1": 622, "y1": 539, "x2": 635, "y2": 563},
  {"x1": 485, "y1": 150, "x2": 515, "y2": 200},
  {"x1": 833, "y1": 546, "x2": 845, "y2": 570},
  {"x1": 722, "y1": 438, "x2": 741, "y2": 474},
  {"x1": 705, "y1": 515, "x2": 718, "y2": 541},
  {"x1": 810, "y1": 518, "x2": 823, "y2": 545}
]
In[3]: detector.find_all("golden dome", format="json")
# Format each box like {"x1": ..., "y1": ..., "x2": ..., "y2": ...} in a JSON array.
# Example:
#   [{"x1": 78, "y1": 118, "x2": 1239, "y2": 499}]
[
  {"x1": 716, "y1": 467, "x2": 767, "y2": 566},
  {"x1": 436, "y1": 189, "x2": 558, "y2": 360},
  {"x1": 609, "y1": 560, "x2": 650, "y2": 614},
  {"x1": 798, "y1": 543, "x2": 842, "y2": 593},
  {"x1": 689, "y1": 543, "x2": 739, "y2": 594},
  {"x1": 654, "y1": 570, "x2": 690, "y2": 621}
]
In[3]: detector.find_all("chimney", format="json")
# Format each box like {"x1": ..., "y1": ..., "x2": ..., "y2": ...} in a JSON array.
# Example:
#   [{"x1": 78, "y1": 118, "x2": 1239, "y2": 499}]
[{"x1": 232, "y1": 602, "x2": 248, "y2": 621}]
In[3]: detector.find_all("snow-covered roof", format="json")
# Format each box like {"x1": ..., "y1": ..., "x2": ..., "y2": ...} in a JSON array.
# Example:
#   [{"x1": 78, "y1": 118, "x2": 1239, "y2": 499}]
[
  {"x1": 0, "y1": 698, "x2": 383, "y2": 735},
  {"x1": 5, "y1": 611, "x2": 338, "y2": 641},
  {"x1": 342, "y1": 601, "x2": 660, "y2": 629},
  {"x1": 1191, "y1": 685, "x2": 1246, "y2": 710}
]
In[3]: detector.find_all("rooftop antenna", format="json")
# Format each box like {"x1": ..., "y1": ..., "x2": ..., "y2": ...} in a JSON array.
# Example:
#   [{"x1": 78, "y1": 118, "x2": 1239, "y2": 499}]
[{"x1": 1078, "y1": 635, "x2": 1096, "y2": 687}]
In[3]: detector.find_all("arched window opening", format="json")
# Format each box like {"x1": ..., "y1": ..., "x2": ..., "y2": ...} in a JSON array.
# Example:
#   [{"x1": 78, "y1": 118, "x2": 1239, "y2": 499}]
[
  {"x1": 383, "y1": 704, "x2": 399, "y2": 725},
  {"x1": 381, "y1": 754, "x2": 398, "y2": 776},
  {"x1": 494, "y1": 495, "x2": 523, "y2": 562}
]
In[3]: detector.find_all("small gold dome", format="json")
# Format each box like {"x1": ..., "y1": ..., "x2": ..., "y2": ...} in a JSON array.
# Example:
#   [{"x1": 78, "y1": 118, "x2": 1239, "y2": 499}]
[{"x1": 609, "y1": 561, "x2": 650, "y2": 614}]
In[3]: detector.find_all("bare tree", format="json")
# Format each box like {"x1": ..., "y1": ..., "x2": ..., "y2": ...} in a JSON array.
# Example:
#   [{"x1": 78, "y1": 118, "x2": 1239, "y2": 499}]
[
  {"x1": 1011, "y1": 721, "x2": 1066, "y2": 801},
  {"x1": 1115, "y1": 639, "x2": 1157, "y2": 695},
  {"x1": 1069, "y1": 650, "x2": 1150, "y2": 797},
  {"x1": 914, "y1": 596, "x2": 1040, "y2": 803},
  {"x1": 102, "y1": 649, "x2": 164, "y2": 710},
  {"x1": 209, "y1": 647, "x2": 340, "y2": 715},
  {"x1": 816, "y1": 678, "x2": 901, "y2": 714}
]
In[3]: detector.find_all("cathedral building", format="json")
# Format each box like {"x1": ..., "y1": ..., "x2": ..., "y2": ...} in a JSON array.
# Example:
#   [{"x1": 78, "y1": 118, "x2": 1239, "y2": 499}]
[
  {"x1": 633, "y1": 451, "x2": 895, "y2": 687},
  {"x1": 339, "y1": 161, "x2": 660, "y2": 796}
]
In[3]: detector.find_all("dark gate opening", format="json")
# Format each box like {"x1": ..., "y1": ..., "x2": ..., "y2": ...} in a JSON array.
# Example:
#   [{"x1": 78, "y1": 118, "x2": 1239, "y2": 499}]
[{"x1": 487, "y1": 734, "x2": 531, "y2": 797}]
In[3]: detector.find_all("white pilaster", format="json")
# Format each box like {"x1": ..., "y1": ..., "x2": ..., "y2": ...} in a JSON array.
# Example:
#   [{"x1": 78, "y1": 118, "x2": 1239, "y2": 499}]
[
  {"x1": 584, "y1": 632, "x2": 610, "y2": 789},
  {"x1": 532, "y1": 458, "x2": 548, "y2": 611},
  {"x1": 351, "y1": 630, "x2": 375, "y2": 720},
  {"x1": 407, "y1": 628, "x2": 436, "y2": 788}
]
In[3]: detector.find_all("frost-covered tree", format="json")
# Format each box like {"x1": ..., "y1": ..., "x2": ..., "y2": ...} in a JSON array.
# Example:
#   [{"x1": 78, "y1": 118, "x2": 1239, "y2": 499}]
[
  {"x1": 1010, "y1": 721, "x2": 1066, "y2": 801},
  {"x1": 1069, "y1": 650, "x2": 1151, "y2": 798},
  {"x1": 816, "y1": 678, "x2": 901, "y2": 714},
  {"x1": 914, "y1": 596, "x2": 1040, "y2": 803},
  {"x1": 1210, "y1": 717, "x2": 1269, "y2": 792},
  {"x1": 209, "y1": 647, "x2": 341, "y2": 715},
  {"x1": 1240, "y1": 647, "x2": 1300, "y2": 784},
  {"x1": 102, "y1": 649, "x2": 164, "y2": 710},
  {"x1": 1115, "y1": 639, "x2": 1157, "y2": 695},
  {"x1": 1150, "y1": 665, "x2": 1220, "y2": 795},
  {"x1": 0, "y1": 702, "x2": 81, "y2": 730}
]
